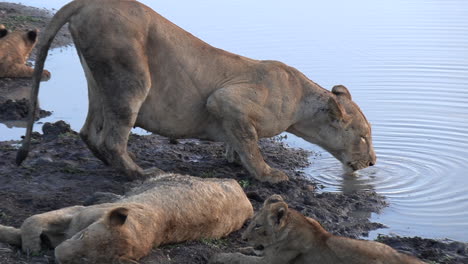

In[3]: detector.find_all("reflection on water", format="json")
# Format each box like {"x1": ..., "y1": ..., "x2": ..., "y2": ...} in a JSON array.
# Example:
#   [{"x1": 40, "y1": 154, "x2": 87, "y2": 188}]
[{"x1": 1, "y1": 0, "x2": 467, "y2": 241}]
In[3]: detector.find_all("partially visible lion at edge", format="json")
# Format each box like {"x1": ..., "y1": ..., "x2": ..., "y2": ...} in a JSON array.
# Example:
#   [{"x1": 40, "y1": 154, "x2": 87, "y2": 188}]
[
  {"x1": 0, "y1": 174, "x2": 254, "y2": 263},
  {"x1": 0, "y1": 24, "x2": 50, "y2": 80},
  {"x1": 18, "y1": 0, "x2": 376, "y2": 183},
  {"x1": 209, "y1": 195, "x2": 426, "y2": 264}
]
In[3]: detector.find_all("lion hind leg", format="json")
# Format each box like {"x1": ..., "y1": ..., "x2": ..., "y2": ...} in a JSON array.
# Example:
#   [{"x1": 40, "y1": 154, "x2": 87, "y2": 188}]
[
  {"x1": 79, "y1": 48, "x2": 163, "y2": 180},
  {"x1": 0, "y1": 224, "x2": 21, "y2": 247},
  {"x1": 77, "y1": 50, "x2": 117, "y2": 167}
]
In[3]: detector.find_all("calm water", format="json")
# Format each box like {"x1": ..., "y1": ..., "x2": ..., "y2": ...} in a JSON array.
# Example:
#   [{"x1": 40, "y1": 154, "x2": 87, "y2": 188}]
[{"x1": 1, "y1": 0, "x2": 467, "y2": 241}]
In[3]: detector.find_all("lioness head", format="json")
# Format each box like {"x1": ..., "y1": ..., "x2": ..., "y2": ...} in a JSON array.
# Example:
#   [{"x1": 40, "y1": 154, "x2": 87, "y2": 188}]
[
  {"x1": 0, "y1": 26, "x2": 39, "y2": 60},
  {"x1": 291, "y1": 85, "x2": 376, "y2": 172},
  {"x1": 54, "y1": 207, "x2": 145, "y2": 264},
  {"x1": 241, "y1": 195, "x2": 289, "y2": 251}
]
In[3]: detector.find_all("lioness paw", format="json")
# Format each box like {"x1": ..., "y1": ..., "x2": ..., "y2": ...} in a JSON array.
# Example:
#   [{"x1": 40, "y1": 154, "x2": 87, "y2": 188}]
[
  {"x1": 259, "y1": 168, "x2": 288, "y2": 184},
  {"x1": 41, "y1": 70, "x2": 51, "y2": 81}
]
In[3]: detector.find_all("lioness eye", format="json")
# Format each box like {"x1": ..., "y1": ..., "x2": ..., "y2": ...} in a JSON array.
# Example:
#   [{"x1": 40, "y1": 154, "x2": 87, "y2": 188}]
[{"x1": 254, "y1": 224, "x2": 262, "y2": 230}]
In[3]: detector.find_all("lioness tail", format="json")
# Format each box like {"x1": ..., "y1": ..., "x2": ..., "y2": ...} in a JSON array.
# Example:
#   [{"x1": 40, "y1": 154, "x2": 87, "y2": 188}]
[
  {"x1": 0, "y1": 224, "x2": 21, "y2": 246},
  {"x1": 16, "y1": 0, "x2": 85, "y2": 166}
]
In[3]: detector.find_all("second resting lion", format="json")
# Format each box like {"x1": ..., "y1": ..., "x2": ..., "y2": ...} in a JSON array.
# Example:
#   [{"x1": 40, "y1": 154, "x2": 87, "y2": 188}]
[
  {"x1": 210, "y1": 195, "x2": 426, "y2": 264},
  {"x1": 0, "y1": 174, "x2": 253, "y2": 263}
]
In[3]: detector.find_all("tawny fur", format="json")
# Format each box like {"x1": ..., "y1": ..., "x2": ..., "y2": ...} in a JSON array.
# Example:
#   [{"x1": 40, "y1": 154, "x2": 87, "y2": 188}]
[
  {"x1": 19, "y1": 0, "x2": 376, "y2": 183},
  {"x1": 0, "y1": 24, "x2": 50, "y2": 80},
  {"x1": 0, "y1": 174, "x2": 253, "y2": 264},
  {"x1": 210, "y1": 195, "x2": 426, "y2": 264}
]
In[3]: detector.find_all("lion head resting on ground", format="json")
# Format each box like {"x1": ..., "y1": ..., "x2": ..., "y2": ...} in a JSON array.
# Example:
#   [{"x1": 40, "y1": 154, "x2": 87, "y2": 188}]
[
  {"x1": 0, "y1": 24, "x2": 50, "y2": 80},
  {"x1": 0, "y1": 174, "x2": 253, "y2": 264},
  {"x1": 210, "y1": 195, "x2": 426, "y2": 264}
]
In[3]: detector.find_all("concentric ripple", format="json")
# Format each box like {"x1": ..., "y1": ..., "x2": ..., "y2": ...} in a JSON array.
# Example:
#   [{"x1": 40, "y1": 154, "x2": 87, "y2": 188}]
[{"x1": 285, "y1": 0, "x2": 468, "y2": 241}]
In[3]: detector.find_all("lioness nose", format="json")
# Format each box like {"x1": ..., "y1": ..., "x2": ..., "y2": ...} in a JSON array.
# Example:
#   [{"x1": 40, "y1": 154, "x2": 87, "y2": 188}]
[{"x1": 369, "y1": 161, "x2": 375, "y2": 166}]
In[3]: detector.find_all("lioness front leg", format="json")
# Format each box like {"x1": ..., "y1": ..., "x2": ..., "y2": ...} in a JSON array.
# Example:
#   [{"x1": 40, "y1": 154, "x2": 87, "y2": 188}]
[
  {"x1": 4, "y1": 64, "x2": 51, "y2": 80},
  {"x1": 225, "y1": 144, "x2": 241, "y2": 164},
  {"x1": 20, "y1": 206, "x2": 84, "y2": 253},
  {"x1": 209, "y1": 253, "x2": 266, "y2": 264},
  {"x1": 207, "y1": 87, "x2": 288, "y2": 183}
]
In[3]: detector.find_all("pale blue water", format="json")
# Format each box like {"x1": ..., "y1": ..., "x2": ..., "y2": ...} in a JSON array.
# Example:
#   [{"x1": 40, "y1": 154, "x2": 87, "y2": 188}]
[{"x1": 1, "y1": 0, "x2": 467, "y2": 242}]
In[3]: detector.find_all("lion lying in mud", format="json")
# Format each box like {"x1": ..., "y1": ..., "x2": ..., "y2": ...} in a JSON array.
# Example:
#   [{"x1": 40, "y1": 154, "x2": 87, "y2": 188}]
[
  {"x1": 0, "y1": 24, "x2": 50, "y2": 80},
  {"x1": 0, "y1": 174, "x2": 253, "y2": 263},
  {"x1": 18, "y1": 0, "x2": 376, "y2": 183},
  {"x1": 210, "y1": 195, "x2": 426, "y2": 264}
]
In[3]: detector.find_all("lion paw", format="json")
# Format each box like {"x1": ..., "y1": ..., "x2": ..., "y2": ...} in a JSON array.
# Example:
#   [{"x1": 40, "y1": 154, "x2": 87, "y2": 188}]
[
  {"x1": 41, "y1": 70, "x2": 51, "y2": 81},
  {"x1": 259, "y1": 168, "x2": 289, "y2": 184}
]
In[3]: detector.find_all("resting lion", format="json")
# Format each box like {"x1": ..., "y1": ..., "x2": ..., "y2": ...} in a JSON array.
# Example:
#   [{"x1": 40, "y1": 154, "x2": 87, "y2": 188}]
[
  {"x1": 18, "y1": 0, "x2": 376, "y2": 183},
  {"x1": 0, "y1": 174, "x2": 253, "y2": 264},
  {"x1": 210, "y1": 195, "x2": 426, "y2": 264},
  {"x1": 0, "y1": 24, "x2": 50, "y2": 80}
]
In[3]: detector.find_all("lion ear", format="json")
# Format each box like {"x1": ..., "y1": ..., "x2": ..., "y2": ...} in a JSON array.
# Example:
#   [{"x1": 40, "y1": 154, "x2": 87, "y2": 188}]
[
  {"x1": 27, "y1": 29, "x2": 38, "y2": 42},
  {"x1": 264, "y1": 194, "x2": 284, "y2": 206},
  {"x1": 269, "y1": 202, "x2": 288, "y2": 228},
  {"x1": 332, "y1": 85, "x2": 352, "y2": 100},
  {"x1": 107, "y1": 207, "x2": 129, "y2": 227},
  {"x1": 0, "y1": 25, "x2": 8, "y2": 38},
  {"x1": 328, "y1": 97, "x2": 346, "y2": 121}
]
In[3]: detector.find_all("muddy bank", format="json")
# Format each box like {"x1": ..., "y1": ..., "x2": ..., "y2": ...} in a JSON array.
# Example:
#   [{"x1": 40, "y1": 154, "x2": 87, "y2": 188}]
[
  {"x1": 0, "y1": 2, "x2": 73, "y2": 125},
  {"x1": 0, "y1": 98, "x2": 51, "y2": 121},
  {"x1": 0, "y1": 122, "x2": 384, "y2": 263},
  {"x1": 0, "y1": 122, "x2": 465, "y2": 263}
]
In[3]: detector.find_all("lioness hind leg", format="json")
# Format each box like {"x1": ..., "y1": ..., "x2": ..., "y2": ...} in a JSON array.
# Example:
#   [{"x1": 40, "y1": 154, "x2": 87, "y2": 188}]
[
  {"x1": 207, "y1": 87, "x2": 288, "y2": 183},
  {"x1": 78, "y1": 47, "x2": 162, "y2": 180}
]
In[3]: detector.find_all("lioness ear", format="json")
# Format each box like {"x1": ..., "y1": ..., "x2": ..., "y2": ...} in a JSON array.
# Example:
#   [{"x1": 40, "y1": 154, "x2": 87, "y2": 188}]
[
  {"x1": 269, "y1": 203, "x2": 288, "y2": 228},
  {"x1": 27, "y1": 29, "x2": 38, "y2": 42},
  {"x1": 264, "y1": 194, "x2": 284, "y2": 206},
  {"x1": 328, "y1": 97, "x2": 347, "y2": 121},
  {"x1": 332, "y1": 85, "x2": 352, "y2": 100},
  {"x1": 107, "y1": 207, "x2": 129, "y2": 227},
  {"x1": 0, "y1": 25, "x2": 8, "y2": 38}
]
